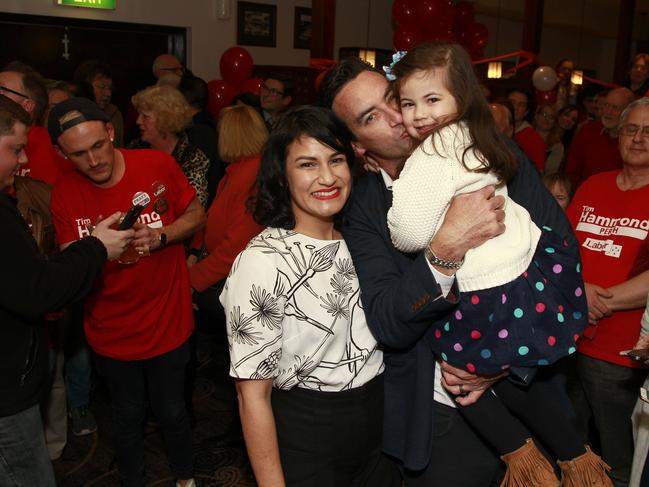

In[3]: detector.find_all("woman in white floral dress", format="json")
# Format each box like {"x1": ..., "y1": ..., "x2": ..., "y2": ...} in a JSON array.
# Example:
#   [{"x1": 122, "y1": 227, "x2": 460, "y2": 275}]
[{"x1": 220, "y1": 106, "x2": 398, "y2": 487}]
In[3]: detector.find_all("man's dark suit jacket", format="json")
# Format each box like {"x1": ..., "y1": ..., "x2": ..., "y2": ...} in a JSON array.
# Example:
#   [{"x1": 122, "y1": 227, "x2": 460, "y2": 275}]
[{"x1": 342, "y1": 147, "x2": 575, "y2": 471}]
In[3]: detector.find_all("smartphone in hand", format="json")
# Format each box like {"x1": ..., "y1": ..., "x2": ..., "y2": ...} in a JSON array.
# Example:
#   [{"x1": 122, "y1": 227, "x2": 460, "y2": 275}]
[
  {"x1": 118, "y1": 204, "x2": 145, "y2": 230},
  {"x1": 621, "y1": 349, "x2": 649, "y2": 362}
]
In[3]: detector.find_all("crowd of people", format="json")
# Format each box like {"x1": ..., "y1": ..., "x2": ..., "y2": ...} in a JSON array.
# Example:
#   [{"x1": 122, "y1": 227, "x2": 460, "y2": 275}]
[{"x1": 1, "y1": 41, "x2": 649, "y2": 487}]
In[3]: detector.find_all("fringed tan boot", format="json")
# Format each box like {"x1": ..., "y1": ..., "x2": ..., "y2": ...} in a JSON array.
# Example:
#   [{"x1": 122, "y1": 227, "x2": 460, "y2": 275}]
[
  {"x1": 557, "y1": 446, "x2": 613, "y2": 487},
  {"x1": 500, "y1": 438, "x2": 560, "y2": 487}
]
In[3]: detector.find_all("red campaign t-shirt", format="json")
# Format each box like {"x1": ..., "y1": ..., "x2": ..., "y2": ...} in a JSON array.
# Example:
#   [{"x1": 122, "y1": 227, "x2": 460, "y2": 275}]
[
  {"x1": 51, "y1": 149, "x2": 196, "y2": 360},
  {"x1": 567, "y1": 171, "x2": 649, "y2": 367},
  {"x1": 21, "y1": 126, "x2": 73, "y2": 185}
]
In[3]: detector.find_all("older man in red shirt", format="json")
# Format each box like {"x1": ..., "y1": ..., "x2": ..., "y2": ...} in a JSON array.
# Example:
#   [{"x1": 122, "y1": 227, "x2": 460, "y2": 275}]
[{"x1": 565, "y1": 87, "x2": 635, "y2": 189}]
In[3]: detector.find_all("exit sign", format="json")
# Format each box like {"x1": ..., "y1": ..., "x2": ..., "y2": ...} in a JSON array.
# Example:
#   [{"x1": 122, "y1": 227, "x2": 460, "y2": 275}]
[{"x1": 57, "y1": 0, "x2": 116, "y2": 9}]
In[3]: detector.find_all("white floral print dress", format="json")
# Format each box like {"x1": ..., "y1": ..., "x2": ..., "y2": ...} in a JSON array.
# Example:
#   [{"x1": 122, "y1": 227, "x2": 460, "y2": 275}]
[{"x1": 220, "y1": 227, "x2": 384, "y2": 392}]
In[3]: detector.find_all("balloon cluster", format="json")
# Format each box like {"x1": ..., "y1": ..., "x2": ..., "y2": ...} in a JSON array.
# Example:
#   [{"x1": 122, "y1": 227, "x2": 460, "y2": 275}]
[
  {"x1": 207, "y1": 47, "x2": 263, "y2": 117},
  {"x1": 532, "y1": 66, "x2": 559, "y2": 106},
  {"x1": 392, "y1": 0, "x2": 488, "y2": 60}
]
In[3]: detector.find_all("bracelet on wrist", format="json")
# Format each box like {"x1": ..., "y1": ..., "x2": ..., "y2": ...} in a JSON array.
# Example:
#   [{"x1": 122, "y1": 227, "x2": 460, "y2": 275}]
[{"x1": 424, "y1": 246, "x2": 464, "y2": 270}]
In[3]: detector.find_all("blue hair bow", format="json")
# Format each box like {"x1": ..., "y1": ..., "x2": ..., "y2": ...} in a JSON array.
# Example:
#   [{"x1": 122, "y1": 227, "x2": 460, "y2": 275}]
[{"x1": 383, "y1": 51, "x2": 407, "y2": 81}]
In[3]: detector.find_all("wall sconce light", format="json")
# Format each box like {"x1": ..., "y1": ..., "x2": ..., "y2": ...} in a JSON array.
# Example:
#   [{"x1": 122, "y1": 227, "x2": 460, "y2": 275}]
[
  {"x1": 487, "y1": 62, "x2": 502, "y2": 79},
  {"x1": 571, "y1": 70, "x2": 583, "y2": 85},
  {"x1": 359, "y1": 49, "x2": 376, "y2": 68}
]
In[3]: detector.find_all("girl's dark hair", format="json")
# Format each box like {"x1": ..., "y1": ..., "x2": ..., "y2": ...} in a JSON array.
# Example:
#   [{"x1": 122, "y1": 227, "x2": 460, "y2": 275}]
[
  {"x1": 251, "y1": 105, "x2": 356, "y2": 230},
  {"x1": 391, "y1": 41, "x2": 517, "y2": 182}
]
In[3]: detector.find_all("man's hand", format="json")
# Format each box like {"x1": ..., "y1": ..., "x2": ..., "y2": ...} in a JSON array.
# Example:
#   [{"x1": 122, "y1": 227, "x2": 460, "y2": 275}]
[
  {"x1": 361, "y1": 152, "x2": 381, "y2": 174},
  {"x1": 585, "y1": 282, "x2": 613, "y2": 324},
  {"x1": 132, "y1": 222, "x2": 161, "y2": 254},
  {"x1": 90, "y1": 212, "x2": 135, "y2": 260},
  {"x1": 430, "y1": 186, "x2": 506, "y2": 265},
  {"x1": 633, "y1": 334, "x2": 649, "y2": 352},
  {"x1": 440, "y1": 361, "x2": 507, "y2": 406}
]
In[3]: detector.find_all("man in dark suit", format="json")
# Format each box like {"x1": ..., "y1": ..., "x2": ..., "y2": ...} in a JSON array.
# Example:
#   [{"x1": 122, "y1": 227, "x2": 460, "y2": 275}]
[{"x1": 319, "y1": 58, "x2": 572, "y2": 486}]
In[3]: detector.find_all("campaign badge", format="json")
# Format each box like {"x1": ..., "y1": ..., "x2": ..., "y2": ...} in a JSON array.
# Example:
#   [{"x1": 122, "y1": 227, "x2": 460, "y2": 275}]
[
  {"x1": 132, "y1": 191, "x2": 151, "y2": 208},
  {"x1": 151, "y1": 181, "x2": 168, "y2": 214}
]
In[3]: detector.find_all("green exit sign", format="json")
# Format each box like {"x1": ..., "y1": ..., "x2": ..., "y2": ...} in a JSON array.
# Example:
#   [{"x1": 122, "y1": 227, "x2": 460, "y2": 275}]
[{"x1": 57, "y1": 0, "x2": 116, "y2": 10}]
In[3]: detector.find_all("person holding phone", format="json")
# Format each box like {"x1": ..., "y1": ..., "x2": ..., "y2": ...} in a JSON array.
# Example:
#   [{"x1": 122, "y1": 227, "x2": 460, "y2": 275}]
[
  {"x1": 0, "y1": 94, "x2": 133, "y2": 486},
  {"x1": 47, "y1": 97, "x2": 206, "y2": 487}
]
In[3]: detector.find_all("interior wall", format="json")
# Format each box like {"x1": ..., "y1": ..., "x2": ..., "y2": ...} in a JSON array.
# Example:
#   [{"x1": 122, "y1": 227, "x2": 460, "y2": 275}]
[
  {"x1": 0, "y1": 0, "x2": 311, "y2": 81},
  {"x1": 334, "y1": 0, "x2": 394, "y2": 59}
]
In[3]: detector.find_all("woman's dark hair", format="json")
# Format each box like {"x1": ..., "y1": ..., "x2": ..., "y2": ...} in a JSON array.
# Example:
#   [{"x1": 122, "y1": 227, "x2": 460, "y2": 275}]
[
  {"x1": 391, "y1": 41, "x2": 517, "y2": 182},
  {"x1": 252, "y1": 105, "x2": 356, "y2": 230}
]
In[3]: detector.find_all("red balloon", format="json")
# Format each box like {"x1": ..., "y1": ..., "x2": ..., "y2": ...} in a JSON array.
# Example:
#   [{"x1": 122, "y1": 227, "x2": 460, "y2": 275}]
[
  {"x1": 219, "y1": 47, "x2": 254, "y2": 88},
  {"x1": 466, "y1": 22, "x2": 489, "y2": 48},
  {"x1": 415, "y1": 0, "x2": 449, "y2": 31},
  {"x1": 455, "y1": 1, "x2": 475, "y2": 30},
  {"x1": 207, "y1": 79, "x2": 236, "y2": 117},
  {"x1": 239, "y1": 77, "x2": 263, "y2": 96},
  {"x1": 427, "y1": 18, "x2": 456, "y2": 42},
  {"x1": 392, "y1": 0, "x2": 417, "y2": 28},
  {"x1": 536, "y1": 89, "x2": 558, "y2": 106},
  {"x1": 394, "y1": 28, "x2": 423, "y2": 51}
]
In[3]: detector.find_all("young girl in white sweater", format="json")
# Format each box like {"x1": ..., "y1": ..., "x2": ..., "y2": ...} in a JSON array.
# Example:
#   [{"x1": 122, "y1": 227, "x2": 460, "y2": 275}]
[{"x1": 386, "y1": 41, "x2": 612, "y2": 486}]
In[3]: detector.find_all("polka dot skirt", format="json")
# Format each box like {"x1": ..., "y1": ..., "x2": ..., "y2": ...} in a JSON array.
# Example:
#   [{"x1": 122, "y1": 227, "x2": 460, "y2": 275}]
[{"x1": 428, "y1": 227, "x2": 588, "y2": 375}]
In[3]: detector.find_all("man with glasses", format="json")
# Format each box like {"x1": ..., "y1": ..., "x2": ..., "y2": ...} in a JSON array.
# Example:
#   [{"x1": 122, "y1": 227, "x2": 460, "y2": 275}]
[
  {"x1": 566, "y1": 96, "x2": 649, "y2": 486},
  {"x1": 566, "y1": 87, "x2": 635, "y2": 189},
  {"x1": 0, "y1": 67, "x2": 71, "y2": 185},
  {"x1": 259, "y1": 73, "x2": 292, "y2": 129},
  {"x1": 152, "y1": 54, "x2": 185, "y2": 88}
]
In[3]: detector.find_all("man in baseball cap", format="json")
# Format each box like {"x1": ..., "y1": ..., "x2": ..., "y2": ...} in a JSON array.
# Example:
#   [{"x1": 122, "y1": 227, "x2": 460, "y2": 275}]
[{"x1": 48, "y1": 97, "x2": 205, "y2": 487}]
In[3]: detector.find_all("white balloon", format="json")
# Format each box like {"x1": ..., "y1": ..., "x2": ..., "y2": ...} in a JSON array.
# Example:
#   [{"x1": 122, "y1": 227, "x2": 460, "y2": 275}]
[{"x1": 532, "y1": 66, "x2": 559, "y2": 92}]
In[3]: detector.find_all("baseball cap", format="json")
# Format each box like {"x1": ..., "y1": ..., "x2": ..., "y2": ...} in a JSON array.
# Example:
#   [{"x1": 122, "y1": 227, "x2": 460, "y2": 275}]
[{"x1": 48, "y1": 97, "x2": 110, "y2": 143}]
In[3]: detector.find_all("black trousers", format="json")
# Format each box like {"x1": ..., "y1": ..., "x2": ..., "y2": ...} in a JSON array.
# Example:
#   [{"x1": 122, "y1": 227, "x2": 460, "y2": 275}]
[
  {"x1": 271, "y1": 374, "x2": 401, "y2": 487},
  {"x1": 94, "y1": 341, "x2": 193, "y2": 486},
  {"x1": 403, "y1": 401, "x2": 502, "y2": 487}
]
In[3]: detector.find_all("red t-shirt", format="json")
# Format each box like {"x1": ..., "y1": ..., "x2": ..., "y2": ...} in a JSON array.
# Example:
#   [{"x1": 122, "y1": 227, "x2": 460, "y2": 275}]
[
  {"x1": 567, "y1": 171, "x2": 649, "y2": 367},
  {"x1": 21, "y1": 126, "x2": 73, "y2": 185},
  {"x1": 51, "y1": 149, "x2": 196, "y2": 360},
  {"x1": 565, "y1": 120, "x2": 623, "y2": 190},
  {"x1": 188, "y1": 156, "x2": 263, "y2": 292},
  {"x1": 514, "y1": 126, "x2": 546, "y2": 172}
]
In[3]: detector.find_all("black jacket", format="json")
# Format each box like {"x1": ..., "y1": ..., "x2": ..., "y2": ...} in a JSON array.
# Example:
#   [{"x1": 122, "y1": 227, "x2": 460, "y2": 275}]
[
  {"x1": 0, "y1": 195, "x2": 106, "y2": 417},
  {"x1": 342, "y1": 146, "x2": 576, "y2": 470}
]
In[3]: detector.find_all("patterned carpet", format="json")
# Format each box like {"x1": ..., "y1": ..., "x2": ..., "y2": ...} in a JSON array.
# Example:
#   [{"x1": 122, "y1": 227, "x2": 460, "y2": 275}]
[{"x1": 52, "y1": 346, "x2": 256, "y2": 487}]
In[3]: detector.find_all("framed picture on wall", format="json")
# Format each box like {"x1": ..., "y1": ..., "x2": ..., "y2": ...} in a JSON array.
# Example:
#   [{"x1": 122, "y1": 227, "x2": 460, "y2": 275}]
[
  {"x1": 293, "y1": 7, "x2": 312, "y2": 50},
  {"x1": 237, "y1": 1, "x2": 277, "y2": 47}
]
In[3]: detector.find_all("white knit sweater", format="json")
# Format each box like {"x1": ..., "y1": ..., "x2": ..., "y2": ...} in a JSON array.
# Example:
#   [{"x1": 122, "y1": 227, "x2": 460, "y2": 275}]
[{"x1": 388, "y1": 122, "x2": 542, "y2": 292}]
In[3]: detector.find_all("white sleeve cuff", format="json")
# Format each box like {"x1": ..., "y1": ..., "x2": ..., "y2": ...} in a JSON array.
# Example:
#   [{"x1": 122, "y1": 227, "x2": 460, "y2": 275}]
[{"x1": 427, "y1": 261, "x2": 456, "y2": 297}]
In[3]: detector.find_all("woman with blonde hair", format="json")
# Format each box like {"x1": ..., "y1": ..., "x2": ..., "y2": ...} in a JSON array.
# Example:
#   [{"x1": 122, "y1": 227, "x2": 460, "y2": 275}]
[
  {"x1": 131, "y1": 85, "x2": 209, "y2": 207},
  {"x1": 188, "y1": 104, "x2": 268, "y2": 292}
]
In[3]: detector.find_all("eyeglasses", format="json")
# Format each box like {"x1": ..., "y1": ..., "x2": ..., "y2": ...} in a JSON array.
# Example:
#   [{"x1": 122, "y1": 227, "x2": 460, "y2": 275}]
[
  {"x1": 620, "y1": 124, "x2": 649, "y2": 138},
  {"x1": 261, "y1": 84, "x2": 284, "y2": 97},
  {"x1": 0, "y1": 85, "x2": 29, "y2": 99}
]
